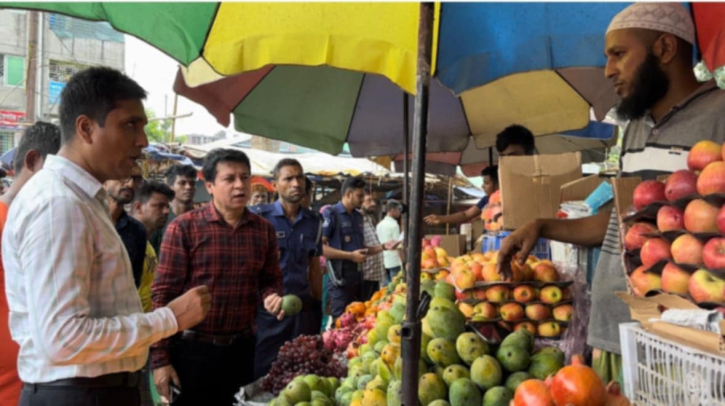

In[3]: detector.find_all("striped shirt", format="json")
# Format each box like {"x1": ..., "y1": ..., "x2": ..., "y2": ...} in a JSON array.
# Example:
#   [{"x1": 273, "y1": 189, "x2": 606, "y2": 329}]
[
  {"x1": 361, "y1": 213, "x2": 385, "y2": 282},
  {"x1": 588, "y1": 80, "x2": 725, "y2": 354},
  {"x1": 1, "y1": 155, "x2": 178, "y2": 383}
]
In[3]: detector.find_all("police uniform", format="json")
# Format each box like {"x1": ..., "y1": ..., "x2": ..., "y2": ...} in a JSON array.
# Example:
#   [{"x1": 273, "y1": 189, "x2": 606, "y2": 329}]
[
  {"x1": 249, "y1": 201, "x2": 322, "y2": 379},
  {"x1": 321, "y1": 202, "x2": 366, "y2": 319}
]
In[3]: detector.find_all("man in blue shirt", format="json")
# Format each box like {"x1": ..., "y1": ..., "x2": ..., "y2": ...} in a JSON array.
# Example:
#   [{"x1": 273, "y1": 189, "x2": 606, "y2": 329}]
[
  {"x1": 322, "y1": 177, "x2": 398, "y2": 319},
  {"x1": 249, "y1": 159, "x2": 323, "y2": 379},
  {"x1": 424, "y1": 165, "x2": 499, "y2": 228}
]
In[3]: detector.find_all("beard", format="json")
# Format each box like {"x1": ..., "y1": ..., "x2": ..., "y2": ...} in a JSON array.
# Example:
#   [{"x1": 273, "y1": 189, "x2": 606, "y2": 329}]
[
  {"x1": 615, "y1": 52, "x2": 670, "y2": 121},
  {"x1": 112, "y1": 188, "x2": 134, "y2": 204}
]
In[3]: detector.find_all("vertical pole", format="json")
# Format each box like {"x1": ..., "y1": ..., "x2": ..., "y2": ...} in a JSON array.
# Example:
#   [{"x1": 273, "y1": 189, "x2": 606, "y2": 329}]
[
  {"x1": 170, "y1": 93, "x2": 179, "y2": 143},
  {"x1": 445, "y1": 177, "x2": 453, "y2": 235},
  {"x1": 25, "y1": 11, "x2": 39, "y2": 123},
  {"x1": 489, "y1": 146, "x2": 494, "y2": 165},
  {"x1": 401, "y1": 3, "x2": 434, "y2": 405},
  {"x1": 402, "y1": 94, "x2": 410, "y2": 259}
]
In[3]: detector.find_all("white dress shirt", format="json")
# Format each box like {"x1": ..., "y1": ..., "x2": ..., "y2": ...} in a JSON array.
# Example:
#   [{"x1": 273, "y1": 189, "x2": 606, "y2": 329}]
[
  {"x1": 376, "y1": 215, "x2": 402, "y2": 269},
  {"x1": 2, "y1": 155, "x2": 178, "y2": 383}
]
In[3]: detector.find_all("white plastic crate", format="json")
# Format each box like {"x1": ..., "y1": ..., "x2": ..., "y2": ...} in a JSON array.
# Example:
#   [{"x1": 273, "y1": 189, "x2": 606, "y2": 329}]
[{"x1": 619, "y1": 323, "x2": 725, "y2": 406}]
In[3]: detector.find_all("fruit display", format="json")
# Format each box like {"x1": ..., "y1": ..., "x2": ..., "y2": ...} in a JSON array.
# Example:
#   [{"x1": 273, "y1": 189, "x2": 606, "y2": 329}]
[
  {"x1": 267, "y1": 374, "x2": 340, "y2": 406},
  {"x1": 621, "y1": 140, "x2": 725, "y2": 307},
  {"x1": 511, "y1": 355, "x2": 631, "y2": 406},
  {"x1": 262, "y1": 335, "x2": 348, "y2": 395},
  {"x1": 480, "y1": 190, "x2": 504, "y2": 232}
]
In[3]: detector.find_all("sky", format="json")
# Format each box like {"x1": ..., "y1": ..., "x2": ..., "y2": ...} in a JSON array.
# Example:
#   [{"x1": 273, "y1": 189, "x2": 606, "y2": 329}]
[{"x1": 124, "y1": 35, "x2": 231, "y2": 137}]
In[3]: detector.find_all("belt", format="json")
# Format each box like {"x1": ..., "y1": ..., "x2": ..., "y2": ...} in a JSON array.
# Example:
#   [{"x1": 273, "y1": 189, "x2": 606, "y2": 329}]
[
  {"x1": 180, "y1": 329, "x2": 252, "y2": 346},
  {"x1": 24, "y1": 372, "x2": 141, "y2": 389}
]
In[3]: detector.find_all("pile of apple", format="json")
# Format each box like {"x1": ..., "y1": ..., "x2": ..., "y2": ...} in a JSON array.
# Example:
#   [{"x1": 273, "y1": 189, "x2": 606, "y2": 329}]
[
  {"x1": 624, "y1": 140, "x2": 725, "y2": 306},
  {"x1": 481, "y1": 190, "x2": 504, "y2": 232}
]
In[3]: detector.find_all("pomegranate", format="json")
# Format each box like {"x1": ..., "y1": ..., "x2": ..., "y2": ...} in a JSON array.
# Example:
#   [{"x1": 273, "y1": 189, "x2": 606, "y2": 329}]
[
  {"x1": 512, "y1": 379, "x2": 555, "y2": 406},
  {"x1": 550, "y1": 354, "x2": 607, "y2": 406},
  {"x1": 604, "y1": 381, "x2": 632, "y2": 406}
]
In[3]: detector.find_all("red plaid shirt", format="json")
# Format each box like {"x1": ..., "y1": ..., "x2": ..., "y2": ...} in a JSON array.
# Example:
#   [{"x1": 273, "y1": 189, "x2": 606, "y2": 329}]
[{"x1": 151, "y1": 203, "x2": 282, "y2": 369}]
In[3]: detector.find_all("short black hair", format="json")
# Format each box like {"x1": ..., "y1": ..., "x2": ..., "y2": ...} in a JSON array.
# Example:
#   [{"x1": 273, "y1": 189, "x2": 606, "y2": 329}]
[
  {"x1": 481, "y1": 165, "x2": 499, "y2": 185},
  {"x1": 272, "y1": 158, "x2": 303, "y2": 180},
  {"x1": 136, "y1": 181, "x2": 175, "y2": 204},
  {"x1": 495, "y1": 124, "x2": 535, "y2": 155},
  {"x1": 166, "y1": 164, "x2": 197, "y2": 186},
  {"x1": 59, "y1": 67, "x2": 147, "y2": 144},
  {"x1": 202, "y1": 148, "x2": 251, "y2": 182},
  {"x1": 341, "y1": 176, "x2": 365, "y2": 196},
  {"x1": 305, "y1": 176, "x2": 313, "y2": 195},
  {"x1": 13, "y1": 122, "x2": 61, "y2": 173}
]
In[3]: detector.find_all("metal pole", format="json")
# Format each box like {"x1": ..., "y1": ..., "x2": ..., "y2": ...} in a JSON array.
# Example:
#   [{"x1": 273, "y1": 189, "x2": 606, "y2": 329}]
[
  {"x1": 25, "y1": 11, "x2": 39, "y2": 123},
  {"x1": 402, "y1": 93, "x2": 410, "y2": 259},
  {"x1": 169, "y1": 93, "x2": 179, "y2": 143},
  {"x1": 401, "y1": 3, "x2": 434, "y2": 405},
  {"x1": 489, "y1": 146, "x2": 494, "y2": 165}
]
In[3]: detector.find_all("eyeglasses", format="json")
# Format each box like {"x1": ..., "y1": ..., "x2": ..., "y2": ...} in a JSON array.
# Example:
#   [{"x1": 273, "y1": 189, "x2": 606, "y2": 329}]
[{"x1": 122, "y1": 175, "x2": 144, "y2": 185}]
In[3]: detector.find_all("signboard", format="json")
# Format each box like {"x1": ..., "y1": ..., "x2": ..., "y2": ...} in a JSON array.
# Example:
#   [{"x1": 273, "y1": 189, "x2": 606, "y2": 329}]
[
  {"x1": 49, "y1": 81, "x2": 66, "y2": 105},
  {"x1": 0, "y1": 110, "x2": 25, "y2": 127}
]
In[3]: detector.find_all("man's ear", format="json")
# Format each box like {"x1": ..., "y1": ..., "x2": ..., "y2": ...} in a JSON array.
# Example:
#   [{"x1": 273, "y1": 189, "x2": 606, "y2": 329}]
[
  {"x1": 132, "y1": 200, "x2": 142, "y2": 214},
  {"x1": 76, "y1": 115, "x2": 95, "y2": 144},
  {"x1": 654, "y1": 33, "x2": 678, "y2": 65},
  {"x1": 23, "y1": 150, "x2": 41, "y2": 173}
]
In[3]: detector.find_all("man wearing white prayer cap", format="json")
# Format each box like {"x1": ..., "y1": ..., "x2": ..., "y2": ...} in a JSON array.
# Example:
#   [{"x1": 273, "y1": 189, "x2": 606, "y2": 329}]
[{"x1": 497, "y1": 2, "x2": 725, "y2": 386}]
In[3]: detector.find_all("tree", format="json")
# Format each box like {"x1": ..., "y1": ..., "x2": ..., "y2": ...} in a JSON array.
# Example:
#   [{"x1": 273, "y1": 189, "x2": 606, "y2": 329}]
[{"x1": 144, "y1": 109, "x2": 171, "y2": 143}]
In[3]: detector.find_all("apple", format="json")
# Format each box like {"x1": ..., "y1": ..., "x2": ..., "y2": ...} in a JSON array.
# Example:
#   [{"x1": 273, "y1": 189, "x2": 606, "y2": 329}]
[
  {"x1": 500, "y1": 303, "x2": 525, "y2": 322},
  {"x1": 437, "y1": 256, "x2": 450, "y2": 268},
  {"x1": 640, "y1": 238, "x2": 672, "y2": 267},
  {"x1": 670, "y1": 234, "x2": 704, "y2": 265},
  {"x1": 624, "y1": 222, "x2": 657, "y2": 251},
  {"x1": 657, "y1": 206, "x2": 685, "y2": 232},
  {"x1": 684, "y1": 199, "x2": 720, "y2": 233},
  {"x1": 703, "y1": 237, "x2": 725, "y2": 270},
  {"x1": 486, "y1": 285, "x2": 510, "y2": 303},
  {"x1": 661, "y1": 262, "x2": 691, "y2": 295},
  {"x1": 508, "y1": 262, "x2": 524, "y2": 283},
  {"x1": 469, "y1": 262, "x2": 484, "y2": 281},
  {"x1": 512, "y1": 285, "x2": 537, "y2": 303},
  {"x1": 687, "y1": 140, "x2": 722, "y2": 172},
  {"x1": 697, "y1": 161, "x2": 725, "y2": 196},
  {"x1": 519, "y1": 263, "x2": 534, "y2": 281},
  {"x1": 552, "y1": 304, "x2": 574, "y2": 322},
  {"x1": 422, "y1": 238, "x2": 431, "y2": 248},
  {"x1": 533, "y1": 263, "x2": 560, "y2": 282},
  {"x1": 473, "y1": 302, "x2": 498, "y2": 320},
  {"x1": 524, "y1": 303, "x2": 551, "y2": 321},
  {"x1": 431, "y1": 235, "x2": 442, "y2": 247},
  {"x1": 458, "y1": 302, "x2": 474, "y2": 318},
  {"x1": 435, "y1": 270, "x2": 449, "y2": 281},
  {"x1": 718, "y1": 205, "x2": 725, "y2": 234},
  {"x1": 455, "y1": 288, "x2": 472, "y2": 301},
  {"x1": 629, "y1": 266, "x2": 662, "y2": 297},
  {"x1": 454, "y1": 269, "x2": 476, "y2": 290},
  {"x1": 482, "y1": 263, "x2": 503, "y2": 282},
  {"x1": 539, "y1": 286, "x2": 562, "y2": 304},
  {"x1": 422, "y1": 258, "x2": 438, "y2": 270},
  {"x1": 664, "y1": 169, "x2": 698, "y2": 201},
  {"x1": 688, "y1": 269, "x2": 725, "y2": 303},
  {"x1": 472, "y1": 288, "x2": 488, "y2": 300},
  {"x1": 471, "y1": 253, "x2": 487, "y2": 263},
  {"x1": 513, "y1": 321, "x2": 536, "y2": 335},
  {"x1": 422, "y1": 246, "x2": 436, "y2": 261},
  {"x1": 537, "y1": 321, "x2": 562, "y2": 337},
  {"x1": 633, "y1": 180, "x2": 666, "y2": 210}
]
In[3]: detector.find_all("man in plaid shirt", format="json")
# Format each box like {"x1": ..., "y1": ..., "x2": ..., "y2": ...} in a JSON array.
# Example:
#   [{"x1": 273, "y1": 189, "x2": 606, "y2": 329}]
[
  {"x1": 151, "y1": 149, "x2": 284, "y2": 406},
  {"x1": 360, "y1": 191, "x2": 385, "y2": 300}
]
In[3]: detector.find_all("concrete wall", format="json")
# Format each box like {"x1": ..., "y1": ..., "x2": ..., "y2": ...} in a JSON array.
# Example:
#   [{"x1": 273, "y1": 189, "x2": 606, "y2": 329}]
[{"x1": 0, "y1": 10, "x2": 29, "y2": 113}]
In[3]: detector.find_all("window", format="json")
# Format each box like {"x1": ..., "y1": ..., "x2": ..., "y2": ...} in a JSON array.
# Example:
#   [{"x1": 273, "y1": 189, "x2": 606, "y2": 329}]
[
  {"x1": 49, "y1": 59, "x2": 90, "y2": 83},
  {"x1": 0, "y1": 131, "x2": 14, "y2": 154},
  {"x1": 0, "y1": 55, "x2": 26, "y2": 87}
]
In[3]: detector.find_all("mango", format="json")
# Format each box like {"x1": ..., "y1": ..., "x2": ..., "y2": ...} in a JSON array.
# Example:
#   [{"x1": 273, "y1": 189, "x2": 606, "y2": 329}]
[
  {"x1": 469, "y1": 355, "x2": 502, "y2": 391},
  {"x1": 418, "y1": 373, "x2": 447, "y2": 406},
  {"x1": 455, "y1": 332, "x2": 490, "y2": 365},
  {"x1": 427, "y1": 338, "x2": 462, "y2": 367},
  {"x1": 449, "y1": 378, "x2": 482, "y2": 406}
]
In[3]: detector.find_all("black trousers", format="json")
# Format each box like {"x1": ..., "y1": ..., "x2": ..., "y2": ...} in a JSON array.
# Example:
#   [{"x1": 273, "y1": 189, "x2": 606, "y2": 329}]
[
  {"x1": 19, "y1": 382, "x2": 140, "y2": 406},
  {"x1": 170, "y1": 336, "x2": 255, "y2": 406}
]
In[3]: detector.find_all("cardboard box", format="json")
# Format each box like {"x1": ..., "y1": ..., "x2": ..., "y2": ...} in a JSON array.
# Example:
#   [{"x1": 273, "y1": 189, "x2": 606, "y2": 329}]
[
  {"x1": 471, "y1": 220, "x2": 486, "y2": 240},
  {"x1": 425, "y1": 234, "x2": 467, "y2": 257},
  {"x1": 499, "y1": 152, "x2": 582, "y2": 230},
  {"x1": 617, "y1": 292, "x2": 725, "y2": 357}
]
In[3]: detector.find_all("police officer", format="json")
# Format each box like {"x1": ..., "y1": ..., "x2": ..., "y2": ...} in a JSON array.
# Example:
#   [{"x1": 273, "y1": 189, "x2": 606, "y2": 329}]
[
  {"x1": 250, "y1": 159, "x2": 323, "y2": 379},
  {"x1": 322, "y1": 177, "x2": 399, "y2": 319}
]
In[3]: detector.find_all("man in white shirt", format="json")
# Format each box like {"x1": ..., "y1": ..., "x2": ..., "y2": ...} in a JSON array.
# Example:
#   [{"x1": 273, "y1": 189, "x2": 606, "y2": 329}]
[
  {"x1": 2, "y1": 67, "x2": 211, "y2": 406},
  {"x1": 376, "y1": 199, "x2": 404, "y2": 285}
]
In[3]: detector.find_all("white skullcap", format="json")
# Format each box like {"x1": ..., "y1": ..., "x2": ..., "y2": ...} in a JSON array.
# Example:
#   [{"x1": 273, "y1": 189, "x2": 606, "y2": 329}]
[{"x1": 606, "y1": 2, "x2": 695, "y2": 45}]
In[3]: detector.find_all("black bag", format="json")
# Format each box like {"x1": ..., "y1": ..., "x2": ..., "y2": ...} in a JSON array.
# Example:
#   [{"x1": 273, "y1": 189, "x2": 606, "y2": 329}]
[{"x1": 326, "y1": 208, "x2": 362, "y2": 288}]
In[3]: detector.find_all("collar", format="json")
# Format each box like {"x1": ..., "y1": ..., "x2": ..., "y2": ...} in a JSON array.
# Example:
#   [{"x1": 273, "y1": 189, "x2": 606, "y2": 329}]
[
  {"x1": 45, "y1": 155, "x2": 104, "y2": 200},
  {"x1": 204, "y1": 201, "x2": 252, "y2": 226},
  {"x1": 272, "y1": 200, "x2": 308, "y2": 221},
  {"x1": 116, "y1": 210, "x2": 130, "y2": 229},
  {"x1": 649, "y1": 80, "x2": 720, "y2": 127},
  {"x1": 334, "y1": 202, "x2": 349, "y2": 214}
]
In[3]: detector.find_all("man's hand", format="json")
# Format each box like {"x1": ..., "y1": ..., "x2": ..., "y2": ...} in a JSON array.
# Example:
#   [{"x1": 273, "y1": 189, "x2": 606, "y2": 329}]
[
  {"x1": 264, "y1": 293, "x2": 285, "y2": 321},
  {"x1": 154, "y1": 365, "x2": 180, "y2": 404},
  {"x1": 384, "y1": 240, "x2": 401, "y2": 251},
  {"x1": 167, "y1": 285, "x2": 211, "y2": 332},
  {"x1": 496, "y1": 220, "x2": 542, "y2": 280},
  {"x1": 423, "y1": 214, "x2": 441, "y2": 225},
  {"x1": 350, "y1": 248, "x2": 368, "y2": 263}
]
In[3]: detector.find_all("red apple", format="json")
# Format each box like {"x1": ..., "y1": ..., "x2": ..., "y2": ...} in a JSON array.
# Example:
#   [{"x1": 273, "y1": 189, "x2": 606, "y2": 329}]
[
  {"x1": 688, "y1": 269, "x2": 725, "y2": 303},
  {"x1": 697, "y1": 161, "x2": 725, "y2": 196},
  {"x1": 664, "y1": 170, "x2": 698, "y2": 201},
  {"x1": 500, "y1": 303, "x2": 525, "y2": 322},
  {"x1": 633, "y1": 180, "x2": 666, "y2": 210},
  {"x1": 670, "y1": 234, "x2": 704, "y2": 265},
  {"x1": 718, "y1": 205, "x2": 725, "y2": 234},
  {"x1": 657, "y1": 206, "x2": 685, "y2": 232},
  {"x1": 532, "y1": 262, "x2": 559, "y2": 282},
  {"x1": 629, "y1": 266, "x2": 662, "y2": 297},
  {"x1": 661, "y1": 263, "x2": 691, "y2": 295},
  {"x1": 512, "y1": 285, "x2": 537, "y2": 303},
  {"x1": 703, "y1": 237, "x2": 725, "y2": 270},
  {"x1": 688, "y1": 140, "x2": 722, "y2": 172},
  {"x1": 624, "y1": 222, "x2": 657, "y2": 251},
  {"x1": 684, "y1": 199, "x2": 720, "y2": 233},
  {"x1": 524, "y1": 303, "x2": 551, "y2": 321},
  {"x1": 640, "y1": 238, "x2": 672, "y2": 267}
]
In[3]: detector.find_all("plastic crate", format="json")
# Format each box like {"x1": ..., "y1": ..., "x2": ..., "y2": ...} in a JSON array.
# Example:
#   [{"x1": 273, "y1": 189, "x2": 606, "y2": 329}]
[
  {"x1": 480, "y1": 231, "x2": 552, "y2": 260},
  {"x1": 619, "y1": 323, "x2": 725, "y2": 406}
]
